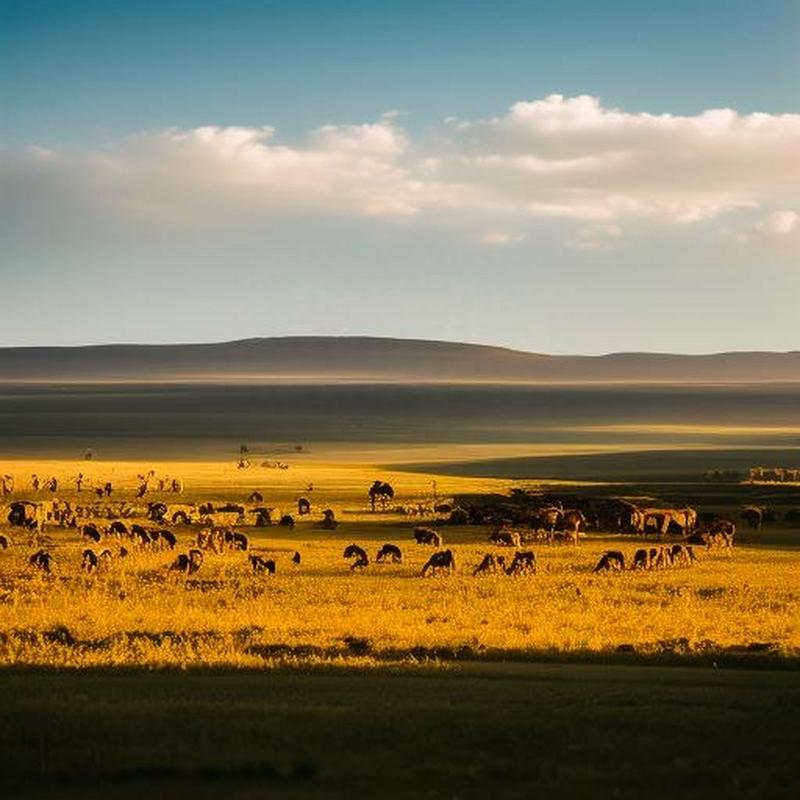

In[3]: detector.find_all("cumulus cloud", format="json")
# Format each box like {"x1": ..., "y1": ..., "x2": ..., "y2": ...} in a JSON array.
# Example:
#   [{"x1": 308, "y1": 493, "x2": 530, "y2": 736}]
[{"x1": 3, "y1": 95, "x2": 800, "y2": 244}]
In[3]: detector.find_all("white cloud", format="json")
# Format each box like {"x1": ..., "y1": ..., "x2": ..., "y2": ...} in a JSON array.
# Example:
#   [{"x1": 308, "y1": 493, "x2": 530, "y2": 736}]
[{"x1": 3, "y1": 95, "x2": 800, "y2": 245}]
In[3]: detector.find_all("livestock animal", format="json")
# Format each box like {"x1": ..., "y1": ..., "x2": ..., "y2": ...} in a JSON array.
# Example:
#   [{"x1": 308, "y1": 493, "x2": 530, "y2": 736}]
[
  {"x1": 170, "y1": 549, "x2": 204, "y2": 575},
  {"x1": 632, "y1": 549, "x2": 651, "y2": 570},
  {"x1": 376, "y1": 543, "x2": 402, "y2": 564},
  {"x1": 82, "y1": 548, "x2": 99, "y2": 573},
  {"x1": 291, "y1": 551, "x2": 301, "y2": 565},
  {"x1": 344, "y1": 543, "x2": 369, "y2": 571},
  {"x1": 506, "y1": 550, "x2": 536, "y2": 575},
  {"x1": 320, "y1": 509, "x2": 338, "y2": 530},
  {"x1": 249, "y1": 555, "x2": 276, "y2": 574},
  {"x1": 489, "y1": 528, "x2": 521, "y2": 547},
  {"x1": 414, "y1": 527, "x2": 442, "y2": 547},
  {"x1": 279, "y1": 514, "x2": 295, "y2": 529},
  {"x1": 593, "y1": 550, "x2": 625, "y2": 573},
  {"x1": 0, "y1": 535, "x2": 8, "y2": 549},
  {"x1": 248, "y1": 491, "x2": 263, "y2": 503},
  {"x1": 421, "y1": 549, "x2": 456, "y2": 577},
  {"x1": 741, "y1": 507, "x2": 763, "y2": 529},
  {"x1": 473, "y1": 553, "x2": 507, "y2": 576},
  {"x1": 557, "y1": 509, "x2": 585, "y2": 544},
  {"x1": 29, "y1": 549, "x2": 53, "y2": 573},
  {"x1": 298, "y1": 497, "x2": 311, "y2": 516},
  {"x1": 82, "y1": 524, "x2": 102, "y2": 543},
  {"x1": 368, "y1": 480, "x2": 395, "y2": 511},
  {"x1": 109, "y1": 521, "x2": 128, "y2": 536}
]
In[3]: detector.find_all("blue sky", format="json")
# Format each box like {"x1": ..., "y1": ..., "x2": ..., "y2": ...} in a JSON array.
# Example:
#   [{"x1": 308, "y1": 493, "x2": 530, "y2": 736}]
[{"x1": 1, "y1": 0, "x2": 799, "y2": 351}]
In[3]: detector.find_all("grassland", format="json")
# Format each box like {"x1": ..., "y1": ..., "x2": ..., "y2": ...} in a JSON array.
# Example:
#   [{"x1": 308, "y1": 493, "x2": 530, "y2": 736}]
[
  {"x1": 1, "y1": 458, "x2": 799, "y2": 668},
  {"x1": 1, "y1": 452, "x2": 799, "y2": 797}
]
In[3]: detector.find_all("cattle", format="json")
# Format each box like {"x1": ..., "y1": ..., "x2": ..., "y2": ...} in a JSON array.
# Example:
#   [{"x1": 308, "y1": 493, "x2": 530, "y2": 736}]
[
  {"x1": 148, "y1": 502, "x2": 168, "y2": 522},
  {"x1": 593, "y1": 550, "x2": 625, "y2": 573},
  {"x1": 343, "y1": 543, "x2": 369, "y2": 571},
  {"x1": 489, "y1": 528, "x2": 521, "y2": 547},
  {"x1": 414, "y1": 527, "x2": 442, "y2": 547},
  {"x1": 421, "y1": 549, "x2": 456, "y2": 577},
  {"x1": 298, "y1": 497, "x2": 311, "y2": 516},
  {"x1": 280, "y1": 514, "x2": 295, "y2": 529},
  {"x1": 376, "y1": 543, "x2": 402, "y2": 564},
  {"x1": 506, "y1": 550, "x2": 536, "y2": 576},
  {"x1": 109, "y1": 521, "x2": 128, "y2": 536},
  {"x1": 249, "y1": 555, "x2": 276, "y2": 574},
  {"x1": 632, "y1": 548, "x2": 651, "y2": 570}
]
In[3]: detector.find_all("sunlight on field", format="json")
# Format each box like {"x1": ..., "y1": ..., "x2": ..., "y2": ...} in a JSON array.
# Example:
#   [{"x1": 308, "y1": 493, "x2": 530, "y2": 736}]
[{"x1": 1, "y1": 458, "x2": 799, "y2": 669}]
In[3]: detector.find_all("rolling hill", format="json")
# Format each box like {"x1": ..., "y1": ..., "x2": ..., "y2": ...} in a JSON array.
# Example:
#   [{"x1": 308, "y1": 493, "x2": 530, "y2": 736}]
[{"x1": 0, "y1": 336, "x2": 798, "y2": 383}]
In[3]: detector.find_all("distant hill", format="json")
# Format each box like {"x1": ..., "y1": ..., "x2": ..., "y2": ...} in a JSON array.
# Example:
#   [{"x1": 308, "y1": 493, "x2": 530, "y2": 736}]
[{"x1": 0, "y1": 337, "x2": 798, "y2": 383}]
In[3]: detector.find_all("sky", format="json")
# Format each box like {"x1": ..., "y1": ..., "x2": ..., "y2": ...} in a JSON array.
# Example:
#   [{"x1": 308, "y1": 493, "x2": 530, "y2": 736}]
[{"x1": 1, "y1": 0, "x2": 799, "y2": 353}]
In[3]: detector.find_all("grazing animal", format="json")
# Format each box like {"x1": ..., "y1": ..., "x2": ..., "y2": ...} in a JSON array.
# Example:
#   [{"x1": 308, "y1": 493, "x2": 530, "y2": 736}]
[
  {"x1": 159, "y1": 530, "x2": 177, "y2": 549},
  {"x1": 249, "y1": 555, "x2": 276, "y2": 574},
  {"x1": 279, "y1": 514, "x2": 295, "y2": 529},
  {"x1": 632, "y1": 548, "x2": 651, "y2": 570},
  {"x1": 252, "y1": 508, "x2": 272, "y2": 527},
  {"x1": 297, "y1": 497, "x2": 311, "y2": 516},
  {"x1": 119, "y1": 546, "x2": 129, "y2": 558},
  {"x1": 248, "y1": 491, "x2": 264, "y2": 503},
  {"x1": 593, "y1": 550, "x2": 625, "y2": 573},
  {"x1": 414, "y1": 527, "x2": 442, "y2": 547},
  {"x1": 421, "y1": 549, "x2": 456, "y2": 577},
  {"x1": 559, "y1": 509, "x2": 585, "y2": 544},
  {"x1": 170, "y1": 550, "x2": 204, "y2": 575},
  {"x1": 320, "y1": 509, "x2": 338, "y2": 530},
  {"x1": 291, "y1": 551, "x2": 301, "y2": 566},
  {"x1": 506, "y1": 550, "x2": 536, "y2": 576},
  {"x1": 29, "y1": 549, "x2": 53, "y2": 573},
  {"x1": 376, "y1": 543, "x2": 402, "y2": 564},
  {"x1": 0, "y1": 535, "x2": 8, "y2": 549},
  {"x1": 109, "y1": 521, "x2": 128, "y2": 536},
  {"x1": 368, "y1": 480, "x2": 395, "y2": 511},
  {"x1": 489, "y1": 529, "x2": 521, "y2": 547},
  {"x1": 82, "y1": 524, "x2": 101, "y2": 543},
  {"x1": 473, "y1": 552, "x2": 506, "y2": 576},
  {"x1": 669, "y1": 543, "x2": 695, "y2": 567},
  {"x1": 231, "y1": 532, "x2": 249, "y2": 551},
  {"x1": 82, "y1": 549, "x2": 99, "y2": 573},
  {"x1": 741, "y1": 506, "x2": 763, "y2": 530},
  {"x1": 344, "y1": 543, "x2": 369, "y2": 570}
]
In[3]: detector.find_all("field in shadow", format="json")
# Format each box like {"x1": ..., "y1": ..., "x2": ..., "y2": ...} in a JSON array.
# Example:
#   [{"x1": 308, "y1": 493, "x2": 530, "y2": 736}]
[{"x1": 4, "y1": 664, "x2": 800, "y2": 799}]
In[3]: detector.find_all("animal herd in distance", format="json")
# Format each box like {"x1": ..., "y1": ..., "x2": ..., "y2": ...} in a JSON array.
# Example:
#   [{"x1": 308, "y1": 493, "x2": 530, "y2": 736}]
[{"x1": 5, "y1": 486, "x2": 739, "y2": 580}]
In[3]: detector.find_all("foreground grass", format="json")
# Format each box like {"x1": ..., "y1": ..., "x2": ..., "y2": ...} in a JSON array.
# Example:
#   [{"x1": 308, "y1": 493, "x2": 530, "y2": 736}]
[{"x1": 2, "y1": 663, "x2": 799, "y2": 799}]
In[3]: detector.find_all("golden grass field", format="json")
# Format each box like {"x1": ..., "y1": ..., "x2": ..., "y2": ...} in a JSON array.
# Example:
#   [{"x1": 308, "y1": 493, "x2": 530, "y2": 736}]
[{"x1": 2, "y1": 457, "x2": 799, "y2": 669}]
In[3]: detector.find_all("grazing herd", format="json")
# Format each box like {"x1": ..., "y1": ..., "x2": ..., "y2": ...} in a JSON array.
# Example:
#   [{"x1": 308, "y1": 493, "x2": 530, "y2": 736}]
[{"x1": 2, "y1": 474, "x2": 762, "y2": 587}]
